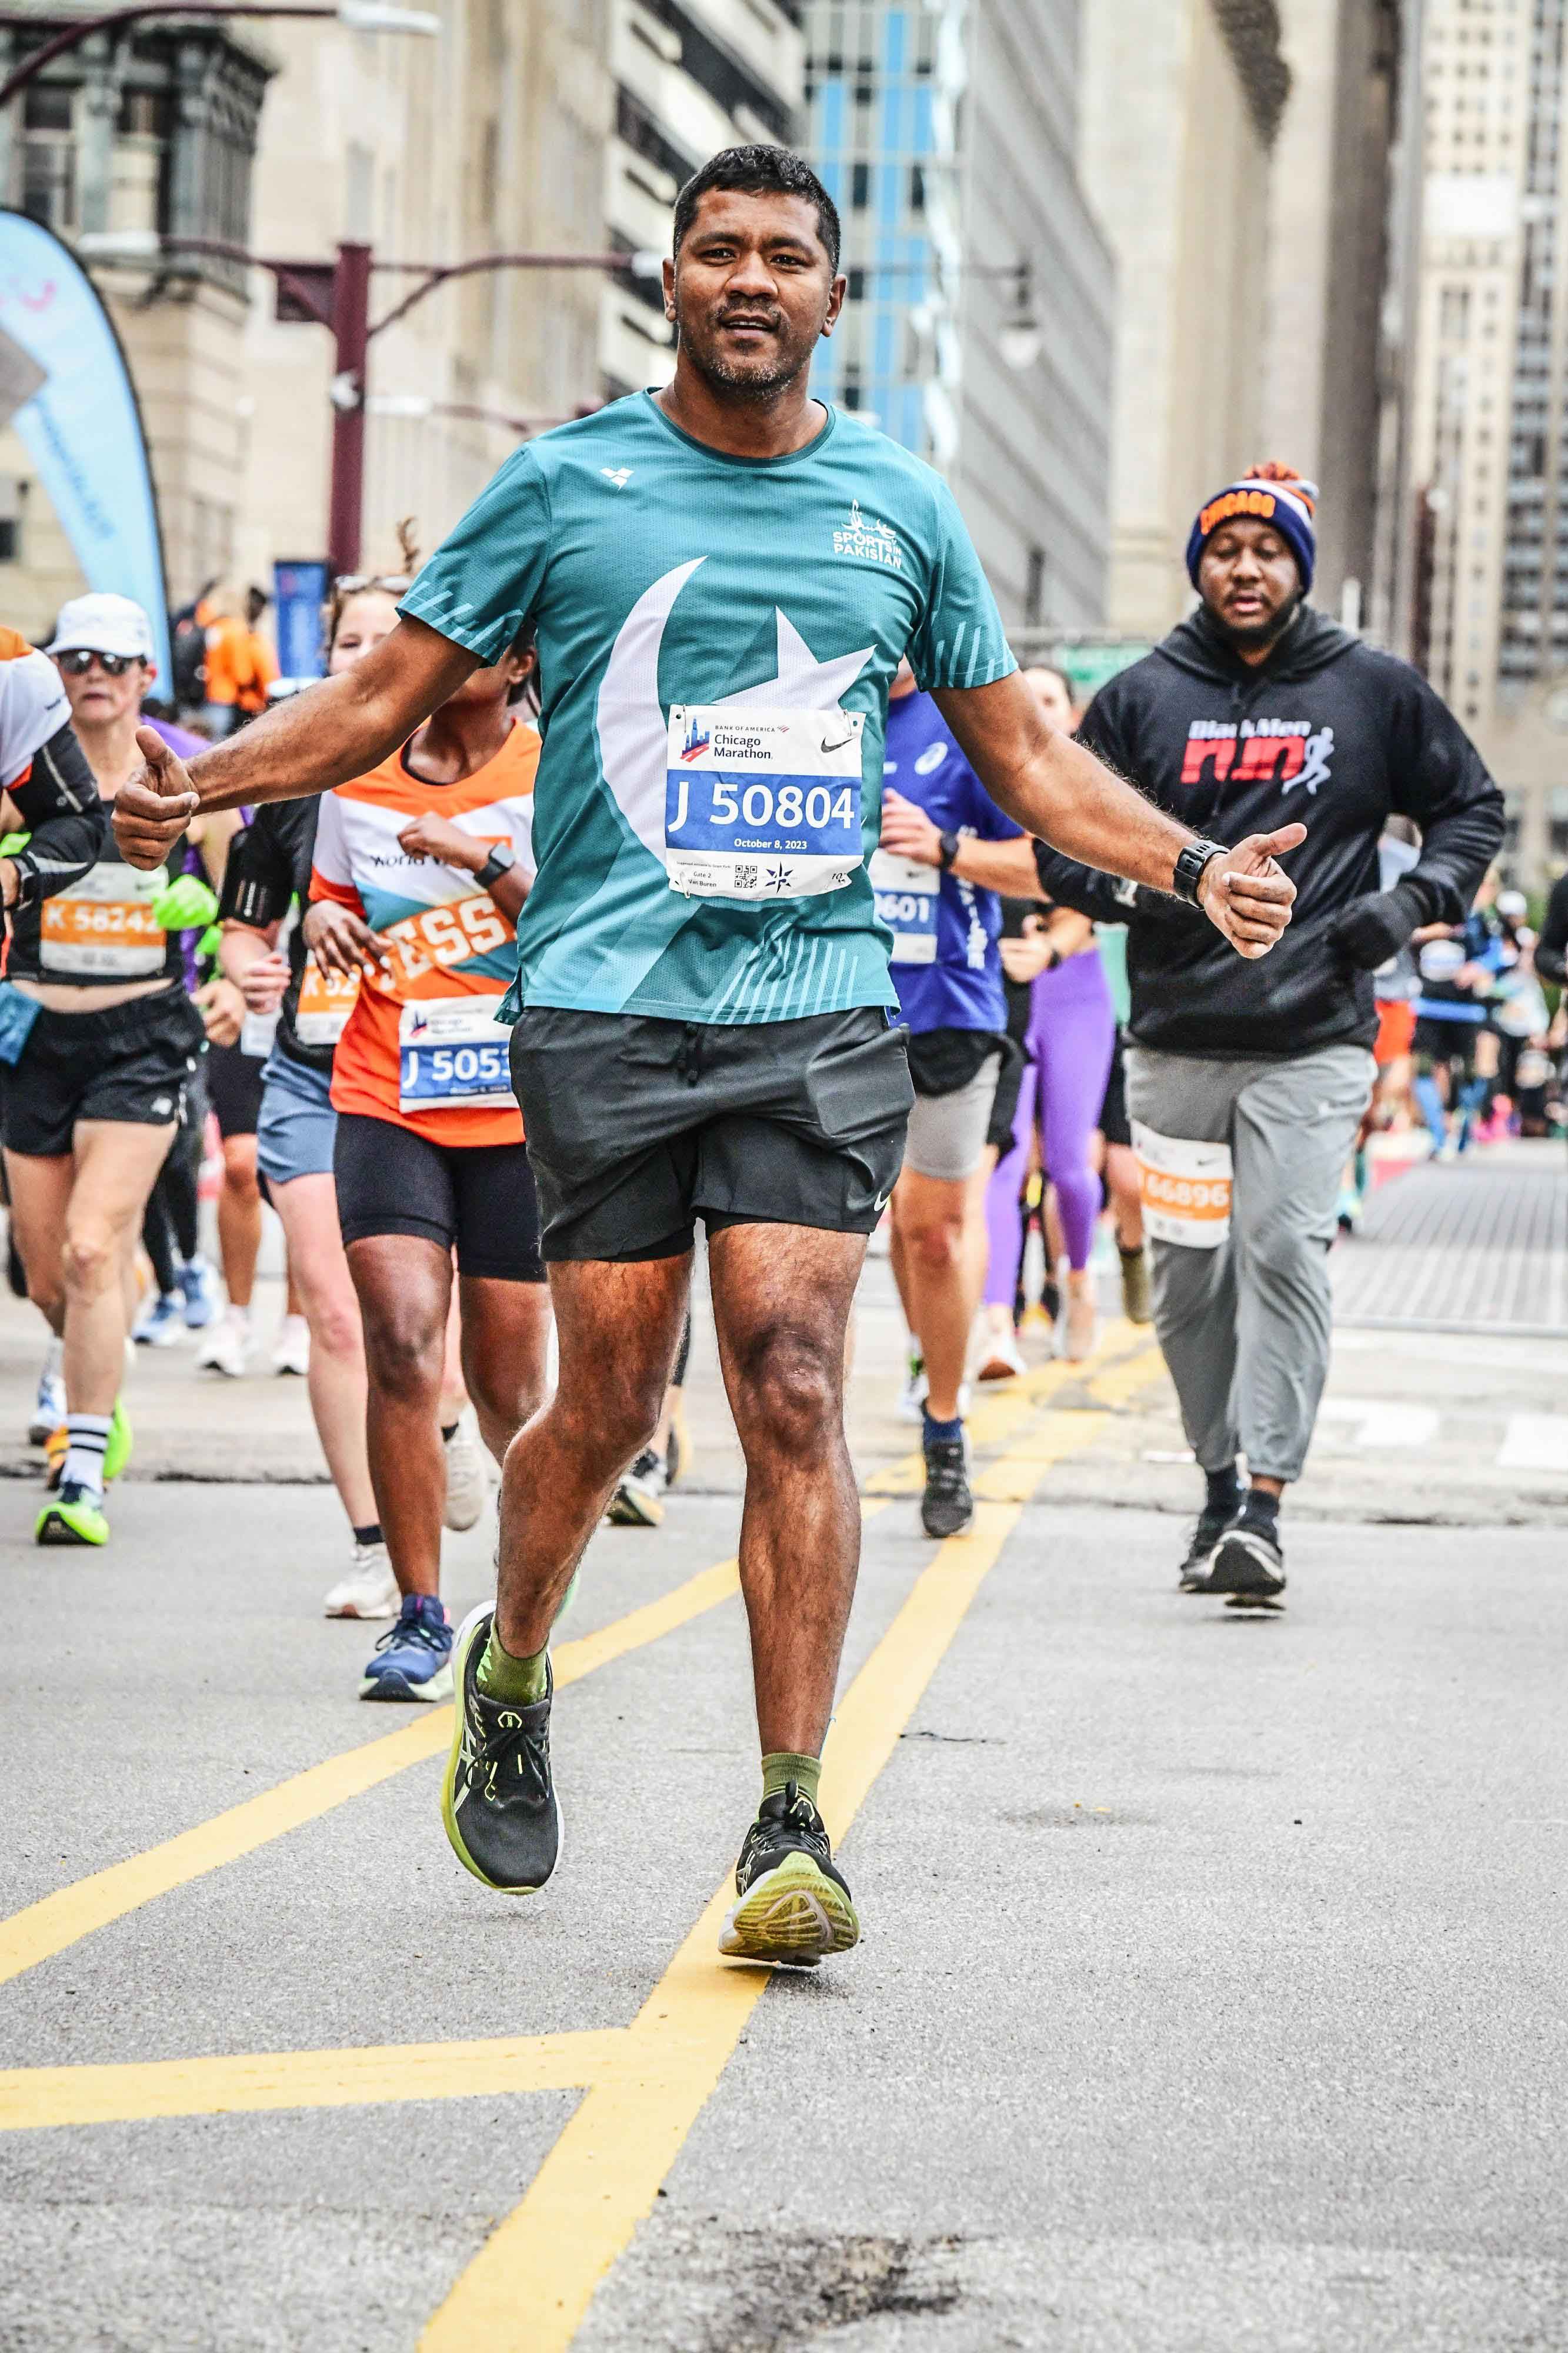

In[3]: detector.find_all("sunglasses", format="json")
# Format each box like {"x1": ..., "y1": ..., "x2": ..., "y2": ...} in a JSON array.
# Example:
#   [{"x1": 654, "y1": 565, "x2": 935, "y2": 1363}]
[
  {"x1": 58, "y1": 647, "x2": 142, "y2": 678},
  {"x1": 332, "y1": 574, "x2": 411, "y2": 598}
]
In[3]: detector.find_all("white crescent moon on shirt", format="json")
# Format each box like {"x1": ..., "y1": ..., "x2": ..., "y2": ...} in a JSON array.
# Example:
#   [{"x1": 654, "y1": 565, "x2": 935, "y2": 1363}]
[{"x1": 594, "y1": 558, "x2": 876, "y2": 865}]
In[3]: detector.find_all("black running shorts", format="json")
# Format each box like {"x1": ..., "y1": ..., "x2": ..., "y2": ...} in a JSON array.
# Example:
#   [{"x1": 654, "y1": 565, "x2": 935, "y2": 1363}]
[
  {"x1": 0, "y1": 985, "x2": 202, "y2": 1159},
  {"x1": 332, "y1": 1109, "x2": 544, "y2": 1281},
  {"x1": 510, "y1": 1005, "x2": 912, "y2": 1262}
]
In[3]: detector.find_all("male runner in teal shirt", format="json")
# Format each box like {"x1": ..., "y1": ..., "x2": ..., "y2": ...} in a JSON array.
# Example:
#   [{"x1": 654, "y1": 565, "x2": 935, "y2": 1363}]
[{"x1": 116, "y1": 145, "x2": 1302, "y2": 1967}]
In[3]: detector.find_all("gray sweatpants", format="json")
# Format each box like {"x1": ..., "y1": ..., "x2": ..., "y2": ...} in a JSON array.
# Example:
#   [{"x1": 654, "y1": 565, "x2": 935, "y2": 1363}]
[{"x1": 1123, "y1": 1043, "x2": 1374, "y2": 1484}]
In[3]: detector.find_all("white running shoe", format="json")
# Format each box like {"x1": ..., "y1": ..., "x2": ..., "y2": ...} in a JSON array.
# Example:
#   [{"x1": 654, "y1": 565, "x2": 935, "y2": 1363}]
[
  {"x1": 196, "y1": 1305, "x2": 254, "y2": 1378},
  {"x1": 28, "y1": 1344, "x2": 64, "y2": 1448},
  {"x1": 897, "y1": 1345, "x2": 928, "y2": 1425},
  {"x1": 271, "y1": 1314, "x2": 311, "y2": 1376},
  {"x1": 975, "y1": 1326, "x2": 1027, "y2": 1383},
  {"x1": 323, "y1": 1539, "x2": 398, "y2": 1619},
  {"x1": 442, "y1": 1412, "x2": 488, "y2": 1532}
]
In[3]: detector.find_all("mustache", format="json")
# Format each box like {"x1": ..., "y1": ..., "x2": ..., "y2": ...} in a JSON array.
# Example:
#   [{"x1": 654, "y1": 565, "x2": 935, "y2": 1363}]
[{"x1": 714, "y1": 306, "x2": 782, "y2": 329}]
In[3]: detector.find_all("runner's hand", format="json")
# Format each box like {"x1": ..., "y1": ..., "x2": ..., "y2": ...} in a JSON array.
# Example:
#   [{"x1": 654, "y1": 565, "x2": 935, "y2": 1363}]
[
  {"x1": 999, "y1": 931, "x2": 1056, "y2": 984},
  {"x1": 302, "y1": 898, "x2": 390, "y2": 976},
  {"x1": 238, "y1": 950, "x2": 290, "y2": 1014},
  {"x1": 112, "y1": 727, "x2": 202, "y2": 869},
  {"x1": 1195, "y1": 825, "x2": 1305, "y2": 960},
  {"x1": 195, "y1": 976, "x2": 243, "y2": 1048},
  {"x1": 396, "y1": 811, "x2": 485, "y2": 871},
  {"x1": 876, "y1": 788, "x2": 943, "y2": 867}
]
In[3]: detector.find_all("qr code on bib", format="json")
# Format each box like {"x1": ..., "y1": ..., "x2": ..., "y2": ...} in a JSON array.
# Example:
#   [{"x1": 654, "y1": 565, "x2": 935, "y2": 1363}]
[{"x1": 735, "y1": 864, "x2": 758, "y2": 891}]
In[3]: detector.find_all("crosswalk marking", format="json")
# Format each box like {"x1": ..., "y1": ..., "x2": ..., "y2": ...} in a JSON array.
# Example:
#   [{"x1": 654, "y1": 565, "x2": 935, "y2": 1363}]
[
  {"x1": 1498, "y1": 1414, "x2": 1568, "y2": 1472},
  {"x1": 1317, "y1": 1399, "x2": 1442, "y2": 1449}
]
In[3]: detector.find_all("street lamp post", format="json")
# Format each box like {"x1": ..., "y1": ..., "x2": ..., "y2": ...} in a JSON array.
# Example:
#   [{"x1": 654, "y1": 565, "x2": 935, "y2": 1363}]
[
  {"x1": 0, "y1": 2, "x2": 440, "y2": 108},
  {"x1": 81, "y1": 229, "x2": 652, "y2": 573}
]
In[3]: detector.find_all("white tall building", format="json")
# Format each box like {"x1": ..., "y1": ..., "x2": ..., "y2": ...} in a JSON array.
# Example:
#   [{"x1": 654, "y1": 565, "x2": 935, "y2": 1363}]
[
  {"x1": 601, "y1": 0, "x2": 805, "y2": 399},
  {"x1": 1407, "y1": 0, "x2": 1565, "y2": 879}
]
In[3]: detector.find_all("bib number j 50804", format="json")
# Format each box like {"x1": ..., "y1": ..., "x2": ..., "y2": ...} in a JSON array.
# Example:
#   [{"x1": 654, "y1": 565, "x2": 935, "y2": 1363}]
[
  {"x1": 398, "y1": 999, "x2": 513, "y2": 1113},
  {"x1": 665, "y1": 704, "x2": 865, "y2": 902}
]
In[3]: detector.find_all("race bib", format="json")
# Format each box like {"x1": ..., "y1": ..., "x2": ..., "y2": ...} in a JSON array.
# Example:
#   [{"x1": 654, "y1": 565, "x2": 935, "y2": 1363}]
[
  {"x1": 240, "y1": 1008, "x2": 279, "y2": 1059},
  {"x1": 1132, "y1": 1122, "x2": 1233, "y2": 1250},
  {"x1": 398, "y1": 998, "x2": 513, "y2": 1114},
  {"x1": 665, "y1": 704, "x2": 864, "y2": 902},
  {"x1": 869, "y1": 847, "x2": 938, "y2": 965},
  {"x1": 41, "y1": 862, "x2": 165, "y2": 977},
  {"x1": 295, "y1": 959, "x2": 360, "y2": 1048}
]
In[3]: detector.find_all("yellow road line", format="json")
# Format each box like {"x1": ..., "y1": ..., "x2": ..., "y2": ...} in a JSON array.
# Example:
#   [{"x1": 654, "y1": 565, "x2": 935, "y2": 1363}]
[
  {"x1": 419, "y1": 1358, "x2": 1162, "y2": 2353},
  {"x1": 0, "y1": 1557, "x2": 745, "y2": 1993},
  {"x1": 0, "y1": 2031, "x2": 635, "y2": 2134}
]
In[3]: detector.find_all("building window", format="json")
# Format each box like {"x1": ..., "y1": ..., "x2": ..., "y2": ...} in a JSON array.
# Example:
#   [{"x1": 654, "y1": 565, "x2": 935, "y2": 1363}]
[
  {"x1": 850, "y1": 162, "x2": 870, "y2": 209},
  {"x1": 1025, "y1": 546, "x2": 1046, "y2": 626},
  {"x1": 19, "y1": 85, "x2": 76, "y2": 233}
]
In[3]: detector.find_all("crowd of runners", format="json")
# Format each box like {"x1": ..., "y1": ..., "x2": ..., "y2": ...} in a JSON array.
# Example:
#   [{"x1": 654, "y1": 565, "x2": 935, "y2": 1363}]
[{"x1": 4, "y1": 146, "x2": 1514, "y2": 1964}]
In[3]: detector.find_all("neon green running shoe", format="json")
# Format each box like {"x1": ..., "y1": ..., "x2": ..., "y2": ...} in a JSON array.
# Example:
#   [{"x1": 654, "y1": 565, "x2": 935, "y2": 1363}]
[
  {"x1": 103, "y1": 1399, "x2": 132, "y2": 1484},
  {"x1": 719, "y1": 1787, "x2": 860, "y2": 1968},
  {"x1": 36, "y1": 1484, "x2": 109, "y2": 1547}
]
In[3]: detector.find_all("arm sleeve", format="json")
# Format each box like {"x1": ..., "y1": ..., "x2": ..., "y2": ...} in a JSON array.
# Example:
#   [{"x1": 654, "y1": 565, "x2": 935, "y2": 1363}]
[
  {"x1": 398, "y1": 446, "x2": 554, "y2": 663},
  {"x1": 219, "y1": 806, "x2": 295, "y2": 929},
  {"x1": 1534, "y1": 875, "x2": 1568, "y2": 988},
  {"x1": 1386, "y1": 669, "x2": 1507, "y2": 925},
  {"x1": 5, "y1": 719, "x2": 106, "y2": 910},
  {"x1": 307, "y1": 792, "x2": 365, "y2": 914},
  {"x1": 907, "y1": 477, "x2": 1017, "y2": 692}
]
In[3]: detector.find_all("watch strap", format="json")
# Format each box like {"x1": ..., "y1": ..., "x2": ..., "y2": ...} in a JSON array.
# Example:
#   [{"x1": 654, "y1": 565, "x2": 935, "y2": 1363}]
[
  {"x1": 1172, "y1": 836, "x2": 1228, "y2": 906},
  {"x1": 475, "y1": 844, "x2": 516, "y2": 890},
  {"x1": 937, "y1": 829, "x2": 961, "y2": 871}
]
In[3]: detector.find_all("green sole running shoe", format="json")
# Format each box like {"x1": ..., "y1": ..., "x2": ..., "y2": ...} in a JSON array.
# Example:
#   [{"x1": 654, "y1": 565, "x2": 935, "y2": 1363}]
[
  {"x1": 720, "y1": 1786, "x2": 860, "y2": 1968},
  {"x1": 36, "y1": 1484, "x2": 109, "y2": 1547},
  {"x1": 102, "y1": 1399, "x2": 132, "y2": 1484},
  {"x1": 441, "y1": 1604, "x2": 561, "y2": 1893}
]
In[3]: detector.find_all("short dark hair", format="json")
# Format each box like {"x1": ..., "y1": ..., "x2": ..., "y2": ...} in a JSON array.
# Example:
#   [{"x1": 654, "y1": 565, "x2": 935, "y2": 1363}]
[{"x1": 672, "y1": 145, "x2": 841, "y2": 274}]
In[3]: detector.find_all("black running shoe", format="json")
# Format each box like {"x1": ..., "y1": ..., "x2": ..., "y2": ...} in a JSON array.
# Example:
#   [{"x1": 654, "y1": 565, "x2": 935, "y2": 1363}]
[
  {"x1": 920, "y1": 1429, "x2": 973, "y2": 1538},
  {"x1": 1208, "y1": 1518, "x2": 1287, "y2": 1611},
  {"x1": 719, "y1": 1785, "x2": 859, "y2": 1967},
  {"x1": 440, "y1": 1605, "x2": 561, "y2": 1892},
  {"x1": 1177, "y1": 1502, "x2": 1235, "y2": 1592}
]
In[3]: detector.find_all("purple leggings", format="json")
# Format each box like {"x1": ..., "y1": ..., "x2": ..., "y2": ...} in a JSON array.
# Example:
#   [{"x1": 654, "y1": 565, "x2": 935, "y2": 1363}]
[{"x1": 984, "y1": 948, "x2": 1116, "y2": 1294}]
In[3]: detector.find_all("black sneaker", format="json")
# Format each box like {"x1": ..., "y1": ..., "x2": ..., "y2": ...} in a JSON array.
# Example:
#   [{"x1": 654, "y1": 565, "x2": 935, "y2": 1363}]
[
  {"x1": 920, "y1": 1428, "x2": 973, "y2": 1538},
  {"x1": 719, "y1": 1785, "x2": 859, "y2": 1967},
  {"x1": 1177, "y1": 1502, "x2": 1236, "y2": 1592},
  {"x1": 440, "y1": 1605, "x2": 562, "y2": 1892},
  {"x1": 1208, "y1": 1517, "x2": 1287, "y2": 1611}
]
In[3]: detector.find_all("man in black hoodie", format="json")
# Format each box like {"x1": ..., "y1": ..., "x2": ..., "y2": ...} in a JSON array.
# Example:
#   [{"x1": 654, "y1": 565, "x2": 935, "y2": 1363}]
[{"x1": 1036, "y1": 466, "x2": 1504, "y2": 1609}]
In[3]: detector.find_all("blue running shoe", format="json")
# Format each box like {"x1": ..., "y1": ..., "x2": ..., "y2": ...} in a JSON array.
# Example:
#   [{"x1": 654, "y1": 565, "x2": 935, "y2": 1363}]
[
  {"x1": 132, "y1": 1291, "x2": 185, "y2": 1347},
  {"x1": 360, "y1": 1594, "x2": 453, "y2": 1702},
  {"x1": 178, "y1": 1256, "x2": 218, "y2": 1331}
]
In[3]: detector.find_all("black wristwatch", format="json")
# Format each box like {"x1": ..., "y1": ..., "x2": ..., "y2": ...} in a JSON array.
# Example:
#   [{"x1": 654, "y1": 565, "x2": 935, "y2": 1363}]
[
  {"x1": 936, "y1": 829, "x2": 961, "y2": 872},
  {"x1": 475, "y1": 844, "x2": 517, "y2": 891},
  {"x1": 1172, "y1": 836, "x2": 1228, "y2": 906}
]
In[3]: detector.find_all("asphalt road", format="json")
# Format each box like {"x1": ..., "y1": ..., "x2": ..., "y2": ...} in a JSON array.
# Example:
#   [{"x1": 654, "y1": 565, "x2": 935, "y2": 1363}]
[{"x1": 1, "y1": 1168, "x2": 1564, "y2": 2352}]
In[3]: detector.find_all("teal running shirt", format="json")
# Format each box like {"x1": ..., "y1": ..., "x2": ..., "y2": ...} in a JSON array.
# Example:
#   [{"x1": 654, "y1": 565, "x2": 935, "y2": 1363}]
[{"x1": 400, "y1": 394, "x2": 1015, "y2": 1026}]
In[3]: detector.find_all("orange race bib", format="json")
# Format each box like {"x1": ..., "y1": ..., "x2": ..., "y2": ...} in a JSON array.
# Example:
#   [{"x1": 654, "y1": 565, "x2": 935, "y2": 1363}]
[
  {"x1": 41, "y1": 863, "x2": 165, "y2": 977},
  {"x1": 295, "y1": 958, "x2": 360, "y2": 1047},
  {"x1": 1131, "y1": 1123, "x2": 1233, "y2": 1250}
]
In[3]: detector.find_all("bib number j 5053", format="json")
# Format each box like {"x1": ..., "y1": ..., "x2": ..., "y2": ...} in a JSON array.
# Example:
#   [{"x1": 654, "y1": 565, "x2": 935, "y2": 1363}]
[
  {"x1": 398, "y1": 998, "x2": 513, "y2": 1113},
  {"x1": 665, "y1": 704, "x2": 865, "y2": 902}
]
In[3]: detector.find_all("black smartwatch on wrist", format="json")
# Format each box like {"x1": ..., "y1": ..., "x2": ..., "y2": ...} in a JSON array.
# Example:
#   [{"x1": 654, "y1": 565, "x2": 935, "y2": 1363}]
[
  {"x1": 475, "y1": 844, "x2": 516, "y2": 891},
  {"x1": 936, "y1": 828, "x2": 961, "y2": 872},
  {"x1": 1172, "y1": 836, "x2": 1228, "y2": 906}
]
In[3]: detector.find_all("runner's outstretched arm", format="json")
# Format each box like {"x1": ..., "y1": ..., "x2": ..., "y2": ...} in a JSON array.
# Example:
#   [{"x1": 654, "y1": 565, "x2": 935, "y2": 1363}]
[
  {"x1": 111, "y1": 616, "x2": 478, "y2": 868},
  {"x1": 934, "y1": 671, "x2": 1304, "y2": 961}
]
